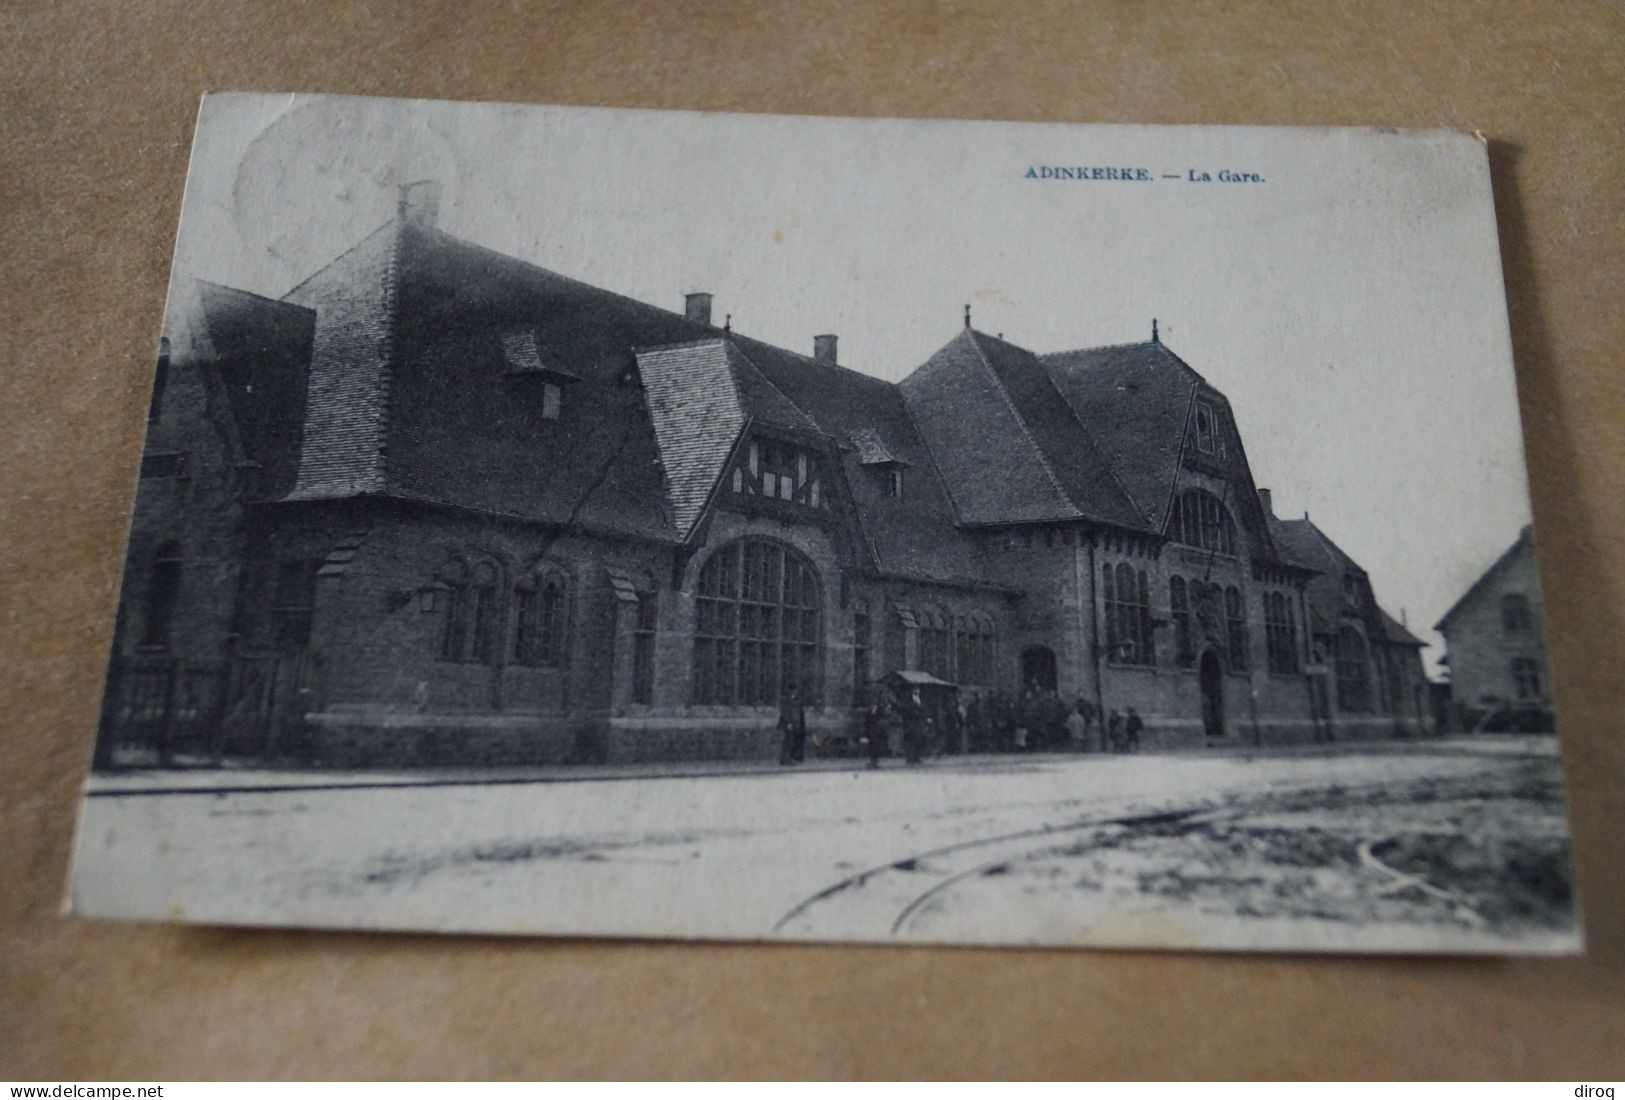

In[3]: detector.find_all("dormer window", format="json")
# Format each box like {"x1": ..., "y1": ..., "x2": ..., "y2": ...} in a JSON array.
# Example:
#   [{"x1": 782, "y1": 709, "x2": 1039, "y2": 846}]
[
  {"x1": 848, "y1": 427, "x2": 909, "y2": 501},
  {"x1": 500, "y1": 330, "x2": 580, "y2": 419}
]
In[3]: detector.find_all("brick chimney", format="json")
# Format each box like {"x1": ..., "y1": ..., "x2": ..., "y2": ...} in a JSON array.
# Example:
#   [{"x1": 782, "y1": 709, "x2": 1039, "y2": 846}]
[
  {"x1": 684, "y1": 292, "x2": 713, "y2": 325},
  {"x1": 398, "y1": 180, "x2": 442, "y2": 229},
  {"x1": 1258, "y1": 487, "x2": 1273, "y2": 517},
  {"x1": 813, "y1": 334, "x2": 838, "y2": 365}
]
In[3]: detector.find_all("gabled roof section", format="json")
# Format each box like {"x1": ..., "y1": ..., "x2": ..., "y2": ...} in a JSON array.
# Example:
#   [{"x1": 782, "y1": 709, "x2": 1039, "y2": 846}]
[
  {"x1": 969, "y1": 331, "x2": 1145, "y2": 527},
  {"x1": 636, "y1": 341, "x2": 746, "y2": 537},
  {"x1": 280, "y1": 221, "x2": 400, "y2": 500},
  {"x1": 636, "y1": 338, "x2": 797, "y2": 537},
  {"x1": 724, "y1": 331, "x2": 987, "y2": 583},
  {"x1": 1435, "y1": 525, "x2": 1535, "y2": 633},
  {"x1": 1041, "y1": 340, "x2": 1206, "y2": 530},
  {"x1": 899, "y1": 329, "x2": 1144, "y2": 528},
  {"x1": 1268, "y1": 513, "x2": 1385, "y2": 638}
]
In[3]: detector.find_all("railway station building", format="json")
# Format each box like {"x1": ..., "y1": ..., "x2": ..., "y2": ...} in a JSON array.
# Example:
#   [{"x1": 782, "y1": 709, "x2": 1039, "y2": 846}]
[{"x1": 97, "y1": 181, "x2": 1430, "y2": 767}]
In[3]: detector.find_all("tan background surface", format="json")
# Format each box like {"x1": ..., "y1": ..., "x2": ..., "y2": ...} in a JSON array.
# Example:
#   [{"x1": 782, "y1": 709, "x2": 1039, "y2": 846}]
[{"x1": 3, "y1": 0, "x2": 1623, "y2": 1080}]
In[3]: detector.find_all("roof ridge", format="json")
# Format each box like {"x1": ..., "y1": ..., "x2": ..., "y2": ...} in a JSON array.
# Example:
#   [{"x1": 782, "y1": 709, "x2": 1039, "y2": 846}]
[
  {"x1": 1434, "y1": 527, "x2": 1533, "y2": 631},
  {"x1": 1040, "y1": 338, "x2": 1156, "y2": 359},
  {"x1": 634, "y1": 336, "x2": 730, "y2": 354},
  {"x1": 964, "y1": 329, "x2": 1078, "y2": 518},
  {"x1": 281, "y1": 220, "x2": 396, "y2": 300},
  {"x1": 730, "y1": 332, "x2": 899, "y2": 391}
]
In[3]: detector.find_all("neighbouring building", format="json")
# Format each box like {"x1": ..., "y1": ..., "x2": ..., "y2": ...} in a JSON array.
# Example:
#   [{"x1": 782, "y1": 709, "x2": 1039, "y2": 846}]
[
  {"x1": 95, "y1": 181, "x2": 1430, "y2": 768},
  {"x1": 1435, "y1": 526, "x2": 1554, "y2": 732}
]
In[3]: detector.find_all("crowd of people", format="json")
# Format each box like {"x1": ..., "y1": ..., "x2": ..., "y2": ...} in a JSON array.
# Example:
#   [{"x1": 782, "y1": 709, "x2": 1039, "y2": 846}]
[{"x1": 776, "y1": 681, "x2": 1148, "y2": 768}]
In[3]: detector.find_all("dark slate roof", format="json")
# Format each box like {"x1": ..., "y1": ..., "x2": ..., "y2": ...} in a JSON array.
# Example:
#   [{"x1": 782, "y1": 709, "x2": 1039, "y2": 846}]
[
  {"x1": 1040, "y1": 340, "x2": 1205, "y2": 531},
  {"x1": 636, "y1": 340, "x2": 750, "y2": 537},
  {"x1": 1376, "y1": 606, "x2": 1427, "y2": 647},
  {"x1": 194, "y1": 280, "x2": 315, "y2": 499},
  {"x1": 1435, "y1": 525, "x2": 1535, "y2": 633},
  {"x1": 969, "y1": 332, "x2": 1146, "y2": 527},
  {"x1": 899, "y1": 329, "x2": 1143, "y2": 528},
  {"x1": 499, "y1": 330, "x2": 582, "y2": 381},
  {"x1": 1267, "y1": 515, "x2": 1350, "y2": 633},
  {"x1": 272, "y1": 219, "x2": 986, "y2": 579}
]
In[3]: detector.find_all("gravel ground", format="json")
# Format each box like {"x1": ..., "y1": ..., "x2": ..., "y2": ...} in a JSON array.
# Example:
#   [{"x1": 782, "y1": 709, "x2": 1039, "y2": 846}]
[{"x1": 70, "y1": 736, "x2": 1580, "y2": 954}]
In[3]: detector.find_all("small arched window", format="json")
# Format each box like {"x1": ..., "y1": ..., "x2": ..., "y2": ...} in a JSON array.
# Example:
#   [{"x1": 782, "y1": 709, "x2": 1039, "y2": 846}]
[
  {"x1": 919, "y1": 605, "x2": 952, "y2": 679},
  {"x1": 631, "y1": 576, "x2": 656, "y2": 704},
  {"x1": 1511, "y1": 656, "x2": 1541, "y2": 700},
  {"x1": 1170, "y1": 577, "x2": 1193, "y2": 668},
  {"x1": 438, "y1": 555, "x2": 502, "y2": 664},
  {"x1": 1225, "y1": 585, "x2": 1249, "y2": 673},
  {"x1": 1104, "y1": 561, "x2": 1153, "y2": 666},
  {"x1": 853, "y1": 599, "x2": 872, "y2": 705},
  {"x1": 1335, "y1": 627, "x2": 1371, "y2": 712},
  {"x1": 515, "y1": 565, "x2": 570, "y2": 669},
  {"x1": 141, "y1": 540, "x2": 183, "y2": 649},
  {"x1": 1501, "y1": 593, "x2": 1533, "y2": 634},
  {"x1": 1265, "y1": 591, "x2": 1300, "y2": 674},
  {"x1": 1170, "y1": 489, "x2": 1236, "y2": 555}
]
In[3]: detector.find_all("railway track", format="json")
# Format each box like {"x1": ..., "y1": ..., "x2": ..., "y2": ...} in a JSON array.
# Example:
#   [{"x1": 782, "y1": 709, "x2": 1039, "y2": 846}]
[{"x1": 772, "y1": 775, "x2": 1489, "y2": 941}]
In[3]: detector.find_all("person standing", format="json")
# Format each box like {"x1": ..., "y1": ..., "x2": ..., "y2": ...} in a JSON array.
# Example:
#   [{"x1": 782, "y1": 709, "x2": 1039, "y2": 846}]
[
  {"x1": 900, "y1": 688, "x2": 927, "y2": 765},
  {"x1": 778, "y1": 683, "x2": 807, "y2": 765},
  {"x1": 1106, "y1": 708, "x2": 1124, "y2": 754},
  {"x1": 1075, "y1": 693, "x2": 1096, "y2": 743},
  {"x1": 1065, "y1": 705, "x2": 1089, "y2": 751},
  {"x1": 1123, "y1": 708, "x2": 1144, "y2": 754},
  {"x1": 882, "y1": 689, "x2": 905, "y2": 761},
  {"x1": 865, "y1": 693, "x2": 890, "y2": 770}
]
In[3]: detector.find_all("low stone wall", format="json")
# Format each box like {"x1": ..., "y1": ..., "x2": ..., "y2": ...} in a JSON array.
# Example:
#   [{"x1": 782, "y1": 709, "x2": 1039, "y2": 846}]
[
  {"x1": 300, "y1": 707, "x2": 851, "y2": 766},
  {"x1": 289, "y1": 706, "x2": 1430, "y2": 768}
]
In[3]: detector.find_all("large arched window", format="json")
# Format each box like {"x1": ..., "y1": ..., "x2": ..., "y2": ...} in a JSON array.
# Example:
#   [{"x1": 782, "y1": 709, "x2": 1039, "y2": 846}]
[
  {"x1": 693, "y1": 539, "x2": 822, "y2": 705},
  {"x1": 1170, "y1": 489, "x2": 1237, "y2": 555},
  {"x1": 438, "y1": 555, "x2": 501, "y2": 664},
  {"x1": 1501, "y1": 593, "x2": 1533, "y2": 634},
  {"x1": 1335, "y1": 626, "x2": 1371, "y2": 712},
  {"x1": 515, "y1": 565, "x2": 570, "y2": 669}
]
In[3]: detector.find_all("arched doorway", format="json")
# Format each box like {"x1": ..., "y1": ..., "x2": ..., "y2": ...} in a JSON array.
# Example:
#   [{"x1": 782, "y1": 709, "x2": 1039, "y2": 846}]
[
  {"x1": 1020, "y1": 645, "x2": 1057, "y2": 692},
  {"x1": 1200, "y1": 649, "x2": 1225, "y2": 738}
]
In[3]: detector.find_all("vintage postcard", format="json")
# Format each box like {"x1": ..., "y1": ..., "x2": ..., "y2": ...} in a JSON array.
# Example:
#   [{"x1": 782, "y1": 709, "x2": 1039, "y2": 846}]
[{"x1": 69, "y1": 93, "x2": 1580, "y2": 953}]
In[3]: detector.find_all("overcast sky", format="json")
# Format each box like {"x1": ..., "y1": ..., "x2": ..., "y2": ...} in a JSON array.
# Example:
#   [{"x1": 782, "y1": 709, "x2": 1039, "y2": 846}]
[{"x1": 172, "y1": 93, "x2": 1538, "y2": 673}]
